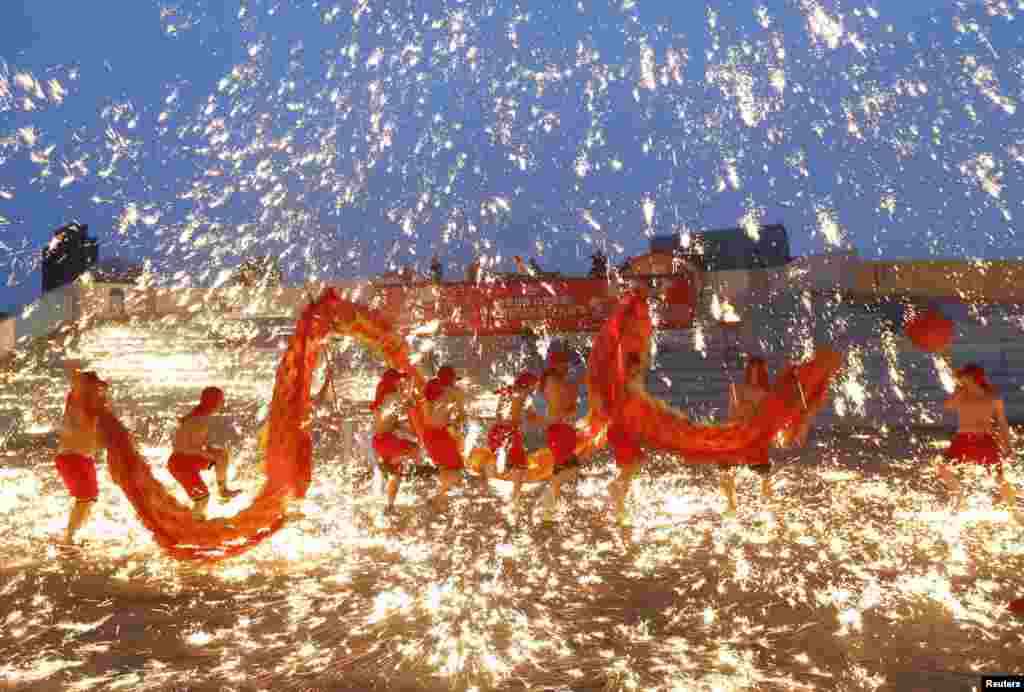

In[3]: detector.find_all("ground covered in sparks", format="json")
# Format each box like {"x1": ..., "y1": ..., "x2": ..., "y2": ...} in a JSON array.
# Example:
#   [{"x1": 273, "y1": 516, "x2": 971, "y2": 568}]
[{"x1": 1, "y1": 420, "x2": 1023, "y2": 692}]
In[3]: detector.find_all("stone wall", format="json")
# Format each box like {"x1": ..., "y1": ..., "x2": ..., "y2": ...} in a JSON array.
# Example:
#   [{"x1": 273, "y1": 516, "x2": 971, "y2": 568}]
[
  {"x1": 12, "y1": 262, "x2": 1024, "y2": 430},
  {"x1": 855, "y1": 260, "x2": 1024, "y2": 302},
  {"x1": 32, "y1": 295, "x2": 1024, "y2": 466},
  {"x1": 13, "y1": 283, "x2": 77, "y2": 344},
  {"x1": 436, "y1": 300, "x2": 1024, "y2": 428}
]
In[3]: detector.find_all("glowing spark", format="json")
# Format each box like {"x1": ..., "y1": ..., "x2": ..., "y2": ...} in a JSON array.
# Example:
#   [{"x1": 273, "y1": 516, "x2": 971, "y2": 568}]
[
  {"x1": 642, "y1": 198, "x2": 655, "y2": 228},
  {"x1": 933, "y1": 356, "x2": 956, "y2": 393},
  {"x1": 803, "y1": 1, "x2": 844, "y2": 50},
  {"x1": 815, "y1": 206, "x2": 844, "y2": 248},
  {"x1": 739, "y1": 200, "x2": 764, "y2": 242}
]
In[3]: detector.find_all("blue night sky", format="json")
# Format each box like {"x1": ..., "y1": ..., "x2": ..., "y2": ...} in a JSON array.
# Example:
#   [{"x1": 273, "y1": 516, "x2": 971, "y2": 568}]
[{"x1": 0, "y1": 0, "x2": 1019, "y2": 313}]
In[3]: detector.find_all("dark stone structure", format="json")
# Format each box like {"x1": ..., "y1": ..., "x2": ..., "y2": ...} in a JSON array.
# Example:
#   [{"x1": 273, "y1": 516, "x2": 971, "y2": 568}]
[{"x1": 651, "y1": 224, "x2": 791, "y2": 272}]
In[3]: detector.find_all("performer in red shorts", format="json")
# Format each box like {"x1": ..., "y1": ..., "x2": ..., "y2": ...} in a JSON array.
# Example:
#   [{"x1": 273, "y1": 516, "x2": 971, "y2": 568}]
[
  {"x1": 55, "y1": 364, "x2": 109, "y2": 544},
  {"x1": 606, "y1": 349, "x2": 650, "y2": 524},
  {"x1": 718, "y1": 356, "x2": 773, "y2": 515},
  {"x1": 436, "y1": 364, "x2": 469, "y2": 450},
  {"x1": 422, "y1": 367, "x2": 466, "y2": 512},
  {"x1": 489, "y1": 371, "x2": 537, "y2": 505},
  {"x1": 530, "y1": 348, "x2": 580, "y2": 521},
  {"x1": 437, "y1": 365, "x2": 466, "y2": 414},
  {"x1": 167, "y1": 387, "x2": 241, "y2": 519},
  {"x1": 371, "y1": 369, "x2": 419, "y2": 512},
  {"x1": 939, "y1": 363, "x2": 1017, "y2": 511}
]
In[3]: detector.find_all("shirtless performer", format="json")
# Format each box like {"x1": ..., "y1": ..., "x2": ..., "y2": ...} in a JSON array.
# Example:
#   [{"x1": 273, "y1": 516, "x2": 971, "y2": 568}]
[
  {"x1": 719, "y1": 357, "x2": 772, "y2": 515},
  {"x1": 440, "y1": 364, "x2": 479, "y2": 485},
  {"x1": 939, "y1": 363, "x2": 1016, "y2": 511},
  {"x1": 371, "y1": 369, "x2": 419, "y2": 511},
  {"x1": 422, "y1": 367, "x2": 466, "y2": 511},
  {"x1": 55, "y1": 366, "x2": 109, "y2": 544},
  {"x1": 530, "y1": 349, "x2": 580, "y2": 522},
  {"x1": 437, "y1": 365, "x2": 468, "y2": 429},
  {"x1": 607, "y1": 349, "x2": 650, "y2": 524},
  {"x1": 488, "y1": 371, "x2": 538, "y2": 505},
  {"x1": 167, "y1": 387, "x2": 241, "y2": 519}
]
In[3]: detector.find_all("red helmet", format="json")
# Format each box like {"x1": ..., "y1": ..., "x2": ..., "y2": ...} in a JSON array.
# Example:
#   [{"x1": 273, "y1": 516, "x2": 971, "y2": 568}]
[
  {"x1": 956, "y1": 363, "x2": 992, "y2": 392},
  {"x1": 498, "y1": 372, "x2": 538, "y2": 396},
  {"x1": 425, "y1": 378, "x2": 447, "y2": 402},
  {"x1": 190, "y1": 386, "x2": 224, "y2": 417},
  {"x1": 371, "y1": 372, "x2": 407, "y2": 410},
  {"x1": 437, "y1": 365, "x2": 459, "y2": 387},
  {"x1": 513, "y1": 372, "x2": 539, "y2": 390}
]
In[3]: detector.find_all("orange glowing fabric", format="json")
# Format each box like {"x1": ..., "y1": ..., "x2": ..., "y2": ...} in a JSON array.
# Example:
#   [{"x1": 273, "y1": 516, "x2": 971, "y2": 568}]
[
  {"x1": 589, "y1": 290, "x2": 842, "y2": 461},
  {"x1": 89, "y1": 289, "x2": 430, "y2": 562},
  {"x1": 466, "y1": 446, "x2": 555, "y2": 482},
  {"x1": 904, "y1": 307, "x2": 953, "y2": 353}
]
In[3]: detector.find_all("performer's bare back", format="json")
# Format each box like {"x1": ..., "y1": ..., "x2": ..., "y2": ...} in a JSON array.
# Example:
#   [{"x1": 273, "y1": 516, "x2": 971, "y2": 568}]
[
  {"x1": 729, "y1": 383, "x2": 767, "y2": 424},
  {"x1": 374, "y1": 395, "x2": 414, "y2": 437},
  {"x1": 425, "y1": 390, "x2": 460, "y2": 429},
  {"x1": 947, "y1": 390, "x2": 1008, "y2": 439},
  {"x1": 541, "y1": 375, "x2": 577, "y2": 423},
  {"x1": 58, "y1": 405, "x2": 102, "y2": 458},
  {"x1": 173, "y1": 416, "x2": 213, "y2": 457}
]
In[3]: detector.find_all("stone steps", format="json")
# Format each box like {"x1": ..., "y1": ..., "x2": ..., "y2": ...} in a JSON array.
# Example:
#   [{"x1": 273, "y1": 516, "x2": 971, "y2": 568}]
[{"x1": 13, "y1": 300, "x2": 1024, "y2": 431}]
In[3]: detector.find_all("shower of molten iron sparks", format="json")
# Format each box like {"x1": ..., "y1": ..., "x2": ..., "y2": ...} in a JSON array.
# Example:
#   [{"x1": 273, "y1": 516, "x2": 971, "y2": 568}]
[
  {"x1": 0, "y1": 0, "x2": 1023, "y2": 689},
  {"x1": 3, "y1": 325, "x2": 1023, "y2": 691}
]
